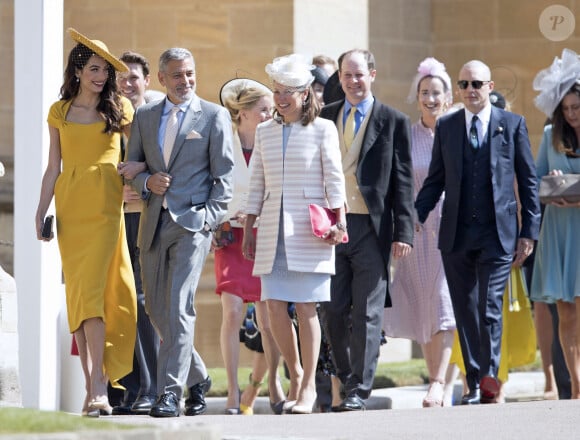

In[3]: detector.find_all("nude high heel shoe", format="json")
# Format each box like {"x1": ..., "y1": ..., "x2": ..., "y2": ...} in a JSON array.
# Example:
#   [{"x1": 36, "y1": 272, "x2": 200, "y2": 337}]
[{"x1": 422, "y1": 379, "x2": 444, "y2": 408}]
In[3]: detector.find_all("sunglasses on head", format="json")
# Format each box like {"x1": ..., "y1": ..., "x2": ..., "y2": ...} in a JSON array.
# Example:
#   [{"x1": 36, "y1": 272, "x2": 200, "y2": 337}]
[{"x1": 457, "y1": 80, "x2": 491, "y2": 90}]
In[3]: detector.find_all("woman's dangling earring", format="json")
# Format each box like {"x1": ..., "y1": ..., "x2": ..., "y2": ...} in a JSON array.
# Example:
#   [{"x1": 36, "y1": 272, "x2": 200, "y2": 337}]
[{"x1": 76, "y1": 76, "x2": 80, "y2": 83}]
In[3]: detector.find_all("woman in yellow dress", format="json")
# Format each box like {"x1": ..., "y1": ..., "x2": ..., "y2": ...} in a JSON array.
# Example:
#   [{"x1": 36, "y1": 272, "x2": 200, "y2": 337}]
[{"x1": 35, "y1": 28, "x2": 137, "y2": 417}]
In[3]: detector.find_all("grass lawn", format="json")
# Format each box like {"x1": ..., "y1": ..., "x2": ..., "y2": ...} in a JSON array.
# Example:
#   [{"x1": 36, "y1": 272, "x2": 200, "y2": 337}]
[{"x1": 0, "y1": 407, "x2": 136, "y2": 434}]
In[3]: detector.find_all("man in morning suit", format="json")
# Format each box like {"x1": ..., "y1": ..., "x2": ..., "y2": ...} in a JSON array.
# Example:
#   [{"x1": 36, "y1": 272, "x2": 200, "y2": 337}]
[
  {"x1": 319, "y1": 49, "x2": 415, "y2": 411},
  {"x1": 415, "y1": 60, "x2": 541, "y2": 404},
  {"x1": 127, "y1": 48, "x2": 234, "y2": 417},
  {"x1": 112, "y1": 51, "x2": 162, "y2": 415}
]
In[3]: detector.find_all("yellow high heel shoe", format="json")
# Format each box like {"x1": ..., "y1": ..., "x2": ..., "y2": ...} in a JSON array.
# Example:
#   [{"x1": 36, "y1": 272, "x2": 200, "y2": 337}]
[{"x1": 239, "y1": 373, "x2": 263, "y2": 415}]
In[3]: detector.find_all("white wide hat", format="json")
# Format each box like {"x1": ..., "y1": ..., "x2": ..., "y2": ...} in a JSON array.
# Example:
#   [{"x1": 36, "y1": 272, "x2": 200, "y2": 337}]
[{"x1": 533, "y1": 48, "x2": 580, "y2": 118}]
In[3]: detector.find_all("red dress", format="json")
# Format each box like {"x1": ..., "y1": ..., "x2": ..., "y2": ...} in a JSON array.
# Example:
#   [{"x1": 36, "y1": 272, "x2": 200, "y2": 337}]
[{"x1": 214, "y1": 148, "x2": 261, "y2": 302}]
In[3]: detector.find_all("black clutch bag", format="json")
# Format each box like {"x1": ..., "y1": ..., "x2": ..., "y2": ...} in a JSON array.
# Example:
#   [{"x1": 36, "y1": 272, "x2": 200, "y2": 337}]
[{"x1": 42, "y1": 215, "x2": 54, "y2": 239}]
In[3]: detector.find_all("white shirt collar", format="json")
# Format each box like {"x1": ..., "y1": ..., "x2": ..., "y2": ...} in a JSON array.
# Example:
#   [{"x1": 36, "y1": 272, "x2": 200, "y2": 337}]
[{"x1": 464, "y1": 102, "x2": 492, "y2": 141}]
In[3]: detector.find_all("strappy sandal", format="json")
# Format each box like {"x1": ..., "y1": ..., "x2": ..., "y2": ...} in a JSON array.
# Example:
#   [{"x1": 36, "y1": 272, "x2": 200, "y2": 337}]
[
  {"x1": 422, "y1": 378, "x2": 444, "y2": 408},
  {"x1": 240, "y1": 373, "x2": 263, "y2": 415}
]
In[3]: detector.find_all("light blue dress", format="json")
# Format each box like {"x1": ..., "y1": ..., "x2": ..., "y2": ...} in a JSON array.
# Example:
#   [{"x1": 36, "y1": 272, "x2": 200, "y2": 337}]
[{"x1": 530, "y1": 125, "x2": 580, "y2": 303}]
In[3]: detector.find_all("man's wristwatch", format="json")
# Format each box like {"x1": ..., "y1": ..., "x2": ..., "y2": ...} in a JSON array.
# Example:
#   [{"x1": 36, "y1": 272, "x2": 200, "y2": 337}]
[{"x1": 335, "y1": 222, "x2": 346, "y2": 232}]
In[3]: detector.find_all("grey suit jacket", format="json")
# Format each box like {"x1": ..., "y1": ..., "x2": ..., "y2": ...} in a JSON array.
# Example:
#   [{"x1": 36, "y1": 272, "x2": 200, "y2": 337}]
[
  {"x1": 415, "y1": 106, "x2": 541, "y2": 254},
  {"x1": 127, "y1": 96, "x2": 234, "y2": 252}
]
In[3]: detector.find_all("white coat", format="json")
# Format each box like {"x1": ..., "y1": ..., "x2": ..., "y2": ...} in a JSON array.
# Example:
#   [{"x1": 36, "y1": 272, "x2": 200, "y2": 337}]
[{"x1": 246, "y1": 117, "x2": 346, "y2": 276}]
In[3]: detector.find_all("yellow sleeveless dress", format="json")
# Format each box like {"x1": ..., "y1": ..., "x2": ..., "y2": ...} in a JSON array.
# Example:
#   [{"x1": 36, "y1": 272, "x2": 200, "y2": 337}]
[{"x1": 48, "y1": 97, "x2": 137, "y2": 387}]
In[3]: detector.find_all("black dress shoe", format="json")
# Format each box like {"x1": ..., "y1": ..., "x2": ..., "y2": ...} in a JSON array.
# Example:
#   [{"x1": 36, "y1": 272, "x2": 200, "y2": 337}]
[
  {"x1": 338, "y1": 394, "x2": 366, "y2": 412},
  {"x1": 149, "y1": 392, "x2": 180, "y2": 417},
  {"x1": 460, "y1": 389, "x2": 481, "y2": 405},
  {"x1": 131, "y1": 394, "x2": 156, "y2": 415},
  {"x1": 184, "y1": 376, "x2": 212, "y2": 416},
  {"x1": 112, "y1": 401, "x2": 134, "y2": 415}
]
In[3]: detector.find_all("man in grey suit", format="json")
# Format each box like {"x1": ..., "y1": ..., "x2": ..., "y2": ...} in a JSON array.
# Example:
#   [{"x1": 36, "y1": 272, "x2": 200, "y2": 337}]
[
  {"x1": 319, "y1": 49, "x2": 414, "y2": 411},
  {"x1": 415, "y1": 60, "x2": 540, "y2": 404},
  {"x1": 127, "y1": 48, "x2": 234, "y2": 417}
]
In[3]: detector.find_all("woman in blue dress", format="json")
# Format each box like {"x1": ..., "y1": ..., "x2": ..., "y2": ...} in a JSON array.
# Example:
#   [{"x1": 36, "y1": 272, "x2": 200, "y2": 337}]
[{"x1": 531, "y1": 48, "x2": 580, "y2": 399}]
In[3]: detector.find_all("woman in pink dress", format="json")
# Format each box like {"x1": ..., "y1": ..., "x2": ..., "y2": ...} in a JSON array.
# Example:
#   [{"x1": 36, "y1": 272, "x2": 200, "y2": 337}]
[{"x1": 383, "y1": 57, "x2": 456, "y2": 407}]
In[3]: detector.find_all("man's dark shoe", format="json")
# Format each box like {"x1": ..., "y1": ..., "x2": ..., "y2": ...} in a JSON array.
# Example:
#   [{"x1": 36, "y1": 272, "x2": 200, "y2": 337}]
[
  {"x1": 184, "y1": 376, "x2": 212, "y2": 416},
  {"x1": 112, "y1": 394, "x2": 136, "y2": 415},
  {"x1": 338, "y1": 393, "x2": 366, "y2": 412},
  {"x1": 131, "y1": 394, "x2": 156, "y2": 415},
  {"x1": 149, "y1": 392, "x2": 180, "y2": 417},
  {"x1": 112, "y1": 402, "x2": 134, "y2": 415},
  {"x1": 460, "y1": 389, "x2": 481, "y2": 405}
]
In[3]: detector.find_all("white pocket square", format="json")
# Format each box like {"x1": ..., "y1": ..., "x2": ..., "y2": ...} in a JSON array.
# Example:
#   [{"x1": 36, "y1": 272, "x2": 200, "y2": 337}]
[{"x1": 186, "y1": 130, "x2": 202, "y2": 139}]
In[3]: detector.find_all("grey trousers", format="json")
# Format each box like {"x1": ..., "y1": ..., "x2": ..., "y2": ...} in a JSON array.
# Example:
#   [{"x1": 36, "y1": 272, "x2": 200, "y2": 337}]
[{"x1": 140, "y1": 210, "x2": 211, "y2": 399}]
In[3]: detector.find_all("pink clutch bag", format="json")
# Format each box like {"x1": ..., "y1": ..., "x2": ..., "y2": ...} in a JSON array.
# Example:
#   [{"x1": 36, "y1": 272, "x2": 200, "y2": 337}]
[{"x1": 308, "y1": 204, "x2": 349, "y2": 243}]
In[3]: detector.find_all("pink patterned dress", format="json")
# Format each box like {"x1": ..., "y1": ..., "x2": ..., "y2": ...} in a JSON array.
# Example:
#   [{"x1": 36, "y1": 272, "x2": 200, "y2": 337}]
[{"x1": 383, "y1": 120, "x2": 456, "y2": 344}]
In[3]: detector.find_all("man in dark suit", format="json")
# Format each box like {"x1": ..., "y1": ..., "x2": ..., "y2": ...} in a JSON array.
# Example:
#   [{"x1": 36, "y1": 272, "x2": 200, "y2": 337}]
[
  {"x1": 319, "y1": 49, "x2": 414, "y2": 411},
  {"x1": 415, "y1": 60, "x2": 541, "y2": 404},
  {"x1": 127, "y1": 48, "x2": 234, "y2": 417},
  {"x1": 111, "y1": 51, "x2": 161, "y2": 415}
]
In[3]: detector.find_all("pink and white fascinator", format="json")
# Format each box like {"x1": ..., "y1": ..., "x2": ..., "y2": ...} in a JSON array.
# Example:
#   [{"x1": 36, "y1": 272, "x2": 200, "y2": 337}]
[
  {"x1": 533, "y1": 48, "x2": 580, "y2": 118},
  {"x1": 407, "y1": 57, "x2": 453, "y2": 104}
]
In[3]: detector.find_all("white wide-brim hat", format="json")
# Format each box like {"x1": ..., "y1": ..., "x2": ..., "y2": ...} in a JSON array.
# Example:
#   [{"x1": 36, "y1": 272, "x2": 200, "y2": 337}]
[{"x1": 68, "y1": 28, "x2": 128, "y2": 72}]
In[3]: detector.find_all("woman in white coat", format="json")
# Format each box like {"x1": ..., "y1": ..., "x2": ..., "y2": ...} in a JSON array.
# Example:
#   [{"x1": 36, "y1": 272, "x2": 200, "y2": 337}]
[{"x1": 242, "y1": 54, "x2": 347, "y2": 414}]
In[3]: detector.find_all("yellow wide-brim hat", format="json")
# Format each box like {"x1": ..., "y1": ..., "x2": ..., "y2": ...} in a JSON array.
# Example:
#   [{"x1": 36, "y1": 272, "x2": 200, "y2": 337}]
[{"x1": 67, "y1": 27, "x2": 128, "y2": 72}]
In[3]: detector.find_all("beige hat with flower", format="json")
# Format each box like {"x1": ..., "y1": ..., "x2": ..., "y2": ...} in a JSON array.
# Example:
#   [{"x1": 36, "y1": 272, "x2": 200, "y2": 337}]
[
  {"x1": 68, "y1": 28, "x2": 128, "y2": 72},
  {"x1": 265, "y1": 54, "x2": 314, "y2": 88}
]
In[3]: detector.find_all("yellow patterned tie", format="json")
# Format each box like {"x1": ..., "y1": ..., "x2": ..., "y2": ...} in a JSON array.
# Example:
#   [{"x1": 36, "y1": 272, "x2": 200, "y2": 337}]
[{"x1": 344, "y1": 106, "x2": 356, "y2": 149}]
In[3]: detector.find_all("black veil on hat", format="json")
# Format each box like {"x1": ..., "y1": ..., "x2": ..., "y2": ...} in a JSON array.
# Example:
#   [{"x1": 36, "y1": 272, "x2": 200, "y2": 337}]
[{"x1": 68, "y1": 28, "x2": 128, "y2": 72}]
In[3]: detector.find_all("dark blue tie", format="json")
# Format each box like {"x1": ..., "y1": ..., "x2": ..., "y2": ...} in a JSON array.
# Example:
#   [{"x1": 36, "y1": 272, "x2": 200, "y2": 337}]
[{"x1": 470, "y1": 115, "x2": 480, "y2": 150}]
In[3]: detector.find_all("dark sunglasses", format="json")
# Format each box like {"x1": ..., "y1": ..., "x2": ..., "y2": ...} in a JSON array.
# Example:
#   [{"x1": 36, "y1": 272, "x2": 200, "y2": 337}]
[{"x1": 457, "y1": 80, "x2": 491, "y2": 90}]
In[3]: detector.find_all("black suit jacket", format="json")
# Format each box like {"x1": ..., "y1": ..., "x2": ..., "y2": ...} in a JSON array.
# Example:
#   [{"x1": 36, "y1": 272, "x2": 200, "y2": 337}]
[
  {"x1": 320, "y1": 98, "x2": 414, "y2": 305},
  {"x1": 415, "y1": 106, "x2": 541, "y2": 254}
]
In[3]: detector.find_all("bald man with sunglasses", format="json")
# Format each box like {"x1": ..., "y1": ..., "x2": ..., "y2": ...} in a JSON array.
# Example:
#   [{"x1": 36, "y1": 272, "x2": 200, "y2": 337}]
[{"x1": 415, "y1": 60, "x2": 540, "y2": 405}]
